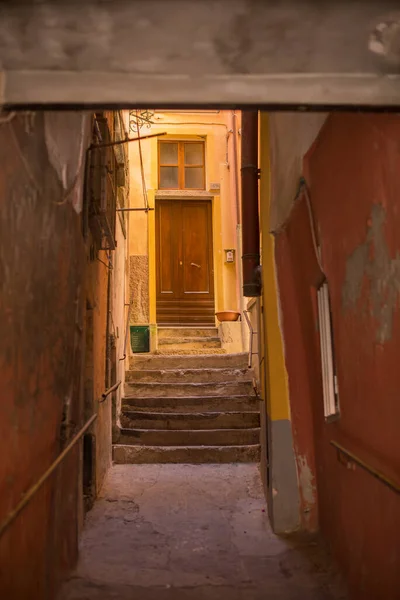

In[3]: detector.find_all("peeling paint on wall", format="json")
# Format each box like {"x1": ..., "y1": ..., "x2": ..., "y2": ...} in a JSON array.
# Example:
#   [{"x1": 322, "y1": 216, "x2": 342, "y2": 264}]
[
  {"x1": 342, "y1": 203, "x2": 400, "y2": 343},
  {"x1": 297, "y1": 454, "x2": 317, "y2": 507}
]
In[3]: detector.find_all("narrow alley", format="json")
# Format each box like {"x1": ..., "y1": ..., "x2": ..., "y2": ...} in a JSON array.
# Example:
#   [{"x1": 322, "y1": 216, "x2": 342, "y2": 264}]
[
  {"x1": 2, "y1": 6, "x2": 400, "y2": 597},
  {"x1": 59, "y1": 464, "x2": 346, "y2": 600}
]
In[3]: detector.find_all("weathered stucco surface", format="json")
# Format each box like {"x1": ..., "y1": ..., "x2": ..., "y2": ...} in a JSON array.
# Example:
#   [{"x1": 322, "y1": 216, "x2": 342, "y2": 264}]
[
  {"x1": 274, "y1": 196, "x2": 321, "y2": 534},
  {"x1": 218, "y1": 321, "x2": 243, "y2": 354},
  {"x1": 86, "y1": 251, "x2": 110, "y2": 495},
  {"x1": 0, "y1": 112, "x2": 89, "y2": 599},
  {"x1": 267, "y1": 419, "x2": 301, "y2": 534},
  {"x1": 0, "y1": 2, "x2": 393, "y2": 75},
  {"x1": 1, "y1": 2, "x2": 400, "y2": 106},
  {"x1": 342, "y1": 203, "x2": 400, "y2": 344},
  {"x1": 111, "y1": 217, "x2": 127, "y2": 437},
  {"x1": 129, "y1": 255, "x2": 149, "y2": 324},
  {"x1": 275, "y1": 113, "x2": 400, "y2": 599},
  {"x1": 296, "y1": 455, "x2": 317, "y2": 508}
]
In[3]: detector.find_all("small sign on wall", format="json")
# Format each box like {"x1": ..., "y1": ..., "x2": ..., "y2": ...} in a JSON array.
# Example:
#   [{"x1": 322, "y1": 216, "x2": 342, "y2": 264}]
[
  {"x1": 209, "y1": 182, "x2": 220, "y2": 191},
  {"x1": 224, "y1": 249, "x2": 235, "y2": 264}
]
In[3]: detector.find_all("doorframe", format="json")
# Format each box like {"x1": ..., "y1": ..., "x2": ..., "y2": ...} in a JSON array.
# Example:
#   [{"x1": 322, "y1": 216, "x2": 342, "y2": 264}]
[{"x1": 152, "y1": 191, "x2": 221, "y2": 327}]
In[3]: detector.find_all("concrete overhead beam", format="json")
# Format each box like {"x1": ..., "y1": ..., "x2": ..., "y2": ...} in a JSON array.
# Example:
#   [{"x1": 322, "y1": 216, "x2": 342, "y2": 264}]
[{"x1": 0, "y1": 1, "x2": 400, "y2": 107}]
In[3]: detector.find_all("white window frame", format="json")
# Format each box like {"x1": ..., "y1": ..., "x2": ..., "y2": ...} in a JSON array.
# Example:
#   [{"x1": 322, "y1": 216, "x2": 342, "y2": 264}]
[{"x1": 317, "y1": 282, "x2": 340, "y2": 419}]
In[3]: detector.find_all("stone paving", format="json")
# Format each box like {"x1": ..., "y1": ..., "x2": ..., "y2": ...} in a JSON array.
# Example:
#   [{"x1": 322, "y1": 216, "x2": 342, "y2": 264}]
[{"x1": 59, "y1": 464, "x2": 348, "y2": 600}]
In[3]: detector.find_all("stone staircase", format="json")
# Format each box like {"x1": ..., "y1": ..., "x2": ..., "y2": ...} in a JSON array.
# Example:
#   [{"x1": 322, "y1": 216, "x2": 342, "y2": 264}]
[
  {"x1": 113, "y1": 328, "x2": 261, "y2": 464},
  {"x1": 155, "y1": 327, "x2": 227, "y2": 354}
]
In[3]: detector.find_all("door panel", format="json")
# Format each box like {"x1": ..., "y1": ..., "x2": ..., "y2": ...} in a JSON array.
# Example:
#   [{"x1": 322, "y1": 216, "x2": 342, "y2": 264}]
[
  {"x1": 182, "y1": 203, "x2": 211, "y2": 294},
  {"x1": 156, "y1": 201, "x2": 179, "y2": 296},
  {"x1": 156, "y1": 199, "x2": 215, "y2": 325}
]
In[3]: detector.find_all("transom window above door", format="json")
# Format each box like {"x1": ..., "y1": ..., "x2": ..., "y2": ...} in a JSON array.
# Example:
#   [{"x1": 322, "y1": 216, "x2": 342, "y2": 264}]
[{"x1": 158, "y1": 141, "x2": 205, "y2": 190}]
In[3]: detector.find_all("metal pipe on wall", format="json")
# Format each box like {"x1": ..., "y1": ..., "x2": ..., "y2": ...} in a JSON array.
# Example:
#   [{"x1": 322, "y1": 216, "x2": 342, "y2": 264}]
[
  {"x1": 241, "y1": 110, "x2": 261, "y2": 297},
  {"x1": 231, "y1": 111, "x2": 241, "y2": 226}
]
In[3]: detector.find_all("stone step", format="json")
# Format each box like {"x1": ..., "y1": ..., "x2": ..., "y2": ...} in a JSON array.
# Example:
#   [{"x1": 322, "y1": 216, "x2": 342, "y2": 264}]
[
  {"x1": 154, "y1": 348, "x2": 227, "y2": 355},
  {"x1": 124, "y1": 381, "x2": 254, "y2": 398},
  {"x1": 126, "y1": 367, "x2": 253, "y2": 384},
  {"x1": 113, "y1": 444, "x2": 261, "y2": 464},
  {"x1": 120, "y1": 410, "x2": 261, "y2": 430},
  {"x1": 117, "y1": 427, "x2": 260, "y2": 446},
  {"x1": 158, "y1": 327, "x2": 218, "y2": 339},
  {"x1": 122, "y1": 395, "x2": 259, "y2": 413},
  {"x1": 158, "y1": 338, "x2": 222, "y2": 350},
  {"x1": 159, "y1": 337, "x2": 220, "y2": 345},
  {"x1": 130, "y1": 353, "x2": 247, "y2": 370}
]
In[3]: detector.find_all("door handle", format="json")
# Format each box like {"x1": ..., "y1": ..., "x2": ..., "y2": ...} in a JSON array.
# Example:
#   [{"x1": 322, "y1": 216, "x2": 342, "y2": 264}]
[{"x1": 191, "y1": 262, "x2": 201, "y2": 269}]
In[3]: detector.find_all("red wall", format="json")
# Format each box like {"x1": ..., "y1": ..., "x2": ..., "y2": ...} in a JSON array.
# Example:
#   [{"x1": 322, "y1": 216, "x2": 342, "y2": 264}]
[
  {"x1": 275, "y1": 114, "x2": 400, "y2": 599},
  {"x1": 86, "y1": 251, "x2": 112, "y2": 494},
  {"x1": 0, "y1": 113, "x2": 87, "y2": 599}
]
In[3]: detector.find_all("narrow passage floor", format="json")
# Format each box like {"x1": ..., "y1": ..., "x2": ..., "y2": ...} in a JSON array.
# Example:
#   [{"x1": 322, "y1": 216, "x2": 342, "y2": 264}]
[{"x1": 59, "y1": 464, "x2": 347, "y2": 600}]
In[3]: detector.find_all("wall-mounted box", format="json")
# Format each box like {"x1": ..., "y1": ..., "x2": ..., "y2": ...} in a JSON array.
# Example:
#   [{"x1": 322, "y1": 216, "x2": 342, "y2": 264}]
[{"x1": 224, "y1": 249, "x2": 235, "y2": 264}]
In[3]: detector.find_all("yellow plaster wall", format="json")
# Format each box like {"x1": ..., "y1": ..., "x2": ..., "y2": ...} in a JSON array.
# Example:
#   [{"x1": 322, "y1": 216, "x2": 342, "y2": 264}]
[
  {"x1": 127, "y1": 110, "x2": 240, "y2": 324},
  {"x1": 259, "y1": 113, "x2": 291, "y2": 422}
]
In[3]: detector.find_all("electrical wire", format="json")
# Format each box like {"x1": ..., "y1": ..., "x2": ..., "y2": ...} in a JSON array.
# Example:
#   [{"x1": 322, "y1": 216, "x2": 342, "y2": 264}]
[
  {"x1": 300, "y1": 178, "x2": 325, "y2": 276},
  {"x1": 270, "y1": 177, "x2": 325, "y2": 276},
  {"x1": 97, "y1": 256, "x2": 113, "y2": 270}
]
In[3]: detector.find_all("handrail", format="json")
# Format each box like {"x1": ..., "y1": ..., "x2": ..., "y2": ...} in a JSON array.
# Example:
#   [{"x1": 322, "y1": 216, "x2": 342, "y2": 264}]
[
  {"x1": 0, "y1": 414, "x2": 98, "y2": 539},
  {"x1": 99, "y1": 381, "x2": 121, "y2": 403},
  {"x1": 119, "y1": 300, "x2": 133, "y2": 362},
  {"x1": 331, "y1": 441, "x2": 400, "y2": 495},
  {"x1": 243, "y1": 309, "x2": 257, "y2": 369}
]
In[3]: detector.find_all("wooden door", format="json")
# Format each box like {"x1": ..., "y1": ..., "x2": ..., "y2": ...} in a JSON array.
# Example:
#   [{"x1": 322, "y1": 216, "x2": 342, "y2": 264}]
[{"x1": 156, "y1": 199, "x2": 215, "y2": 325}]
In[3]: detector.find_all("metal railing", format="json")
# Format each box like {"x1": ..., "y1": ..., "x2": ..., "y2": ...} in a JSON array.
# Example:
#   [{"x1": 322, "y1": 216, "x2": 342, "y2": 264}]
[
  {"x1": 331, "y1": 441, "x2": 400, "y2": 495},
  {"x1": 119, "y1": 300, "x2": 133, "y2": 362},
  {"x1": 99, "y1": 381, "x2": 121, "y2": 403},
  {"x1": 0, "y1": 373, "x2": 123, "y2": 539},
  {"x1": 243, "y1": 309, "x2": 257, "y2": 369},
  {"x1": 0, "y1": 414, "x2": 98, "y2": 539}
]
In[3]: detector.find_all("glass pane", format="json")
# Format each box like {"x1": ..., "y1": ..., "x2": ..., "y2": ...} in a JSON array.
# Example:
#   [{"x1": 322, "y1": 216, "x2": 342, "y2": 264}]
[
  {"x1": 159, "y1": 166, "x2": 179, "y2": 188},
  {"x1": 184, "y1": 143, "x2": 204, "y2": 165},
  {"x1": 159, "y1": 142, "x2": 178, "y2": 165},
  {"x1": 185, "y1": 167, "x2": 204, "y2": 189}
]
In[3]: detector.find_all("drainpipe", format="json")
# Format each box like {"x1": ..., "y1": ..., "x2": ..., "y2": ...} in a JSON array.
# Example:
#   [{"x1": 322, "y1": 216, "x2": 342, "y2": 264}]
[
  {"x1": 230, "y1": 111, "x2": 240, "y2": 226},
  {"x1": 228, "y1": 111, "x2": 242, "y2": 314},
  {"x1": 241, "y1": 110, "x2": 261, "y2": 297}
]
